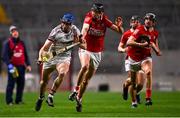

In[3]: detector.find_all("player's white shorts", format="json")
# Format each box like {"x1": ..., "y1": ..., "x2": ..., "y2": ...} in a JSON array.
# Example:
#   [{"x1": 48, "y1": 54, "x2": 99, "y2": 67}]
[
  {"x1": 128, "y1": 57, "x2": 152, "y2": 72},
  {"x1": 125, "y1": 59, "x2": 130, "y2": 72},
  {"x1": 43, "y1": 56, "x2": 71, "y2": 69},
  {"x1": 79, "y1": 49, "x2": 101, "y2": 69}
]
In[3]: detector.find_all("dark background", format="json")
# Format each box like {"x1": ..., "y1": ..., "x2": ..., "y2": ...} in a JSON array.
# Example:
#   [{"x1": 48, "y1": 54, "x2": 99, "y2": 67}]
[{"x1": 0, "y1": 0, "x2": 180, "y2": 75}]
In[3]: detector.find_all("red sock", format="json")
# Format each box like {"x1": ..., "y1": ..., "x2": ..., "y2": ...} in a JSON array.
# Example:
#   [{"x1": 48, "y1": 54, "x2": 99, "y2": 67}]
[{"x1": 146, "y1": 89, "x2": 152, "y2": 98}]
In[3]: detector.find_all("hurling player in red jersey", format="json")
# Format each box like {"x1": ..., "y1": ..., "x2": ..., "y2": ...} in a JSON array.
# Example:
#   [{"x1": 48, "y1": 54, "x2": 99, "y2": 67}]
[
  {"x1": 145, "y1": 13, "x2": 162, "y2": 105},
  {"x1": 118, "y1": 15, "x2": 145, "y2": 104},
  {"x1": 68, "y1": 2, "x2": 124, "y2": 112},
  {"x1": 126, "y1": 13, "x2": 161, "y2": 108}
]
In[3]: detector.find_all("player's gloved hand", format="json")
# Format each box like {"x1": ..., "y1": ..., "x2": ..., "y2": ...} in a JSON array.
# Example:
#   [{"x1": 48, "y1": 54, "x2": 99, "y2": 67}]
[
  {"x1": 8, "y1": 64, "x2": 14, "y2": 73},
  {"x1": 37, "y1": 56, "x2": 44, "y2": 65},
  {"x1": 36, "y1": 60, "x2": 43, "y2": 65},
  {"x1": 78, "y1": 34, "x2": 85, "y2": 44}
]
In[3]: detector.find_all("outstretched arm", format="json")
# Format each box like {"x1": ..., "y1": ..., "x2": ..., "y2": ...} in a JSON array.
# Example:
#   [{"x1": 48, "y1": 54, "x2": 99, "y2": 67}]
[{"x1": 110, "y1": 17, "x2": 124, "y2": 33}]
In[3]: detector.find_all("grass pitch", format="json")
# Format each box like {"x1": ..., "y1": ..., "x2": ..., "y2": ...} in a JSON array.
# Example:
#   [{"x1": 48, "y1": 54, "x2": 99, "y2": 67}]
[{"x1": 0, "y1": 91, "x2": 180, "y2": 117}]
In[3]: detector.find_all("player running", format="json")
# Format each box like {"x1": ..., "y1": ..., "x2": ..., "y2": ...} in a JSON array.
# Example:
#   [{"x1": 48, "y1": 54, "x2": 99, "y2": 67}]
[
  {"x1": 144, "y1": 13, "x2": 162, "y2": 106},
  {"x1": 68, "y1": 2, "x2": 124, "y2": 112},
  {"x1": 118, "y1": 15, "x2": 145, "y2": 104},
  {"x1": 35, "y1": 13, "x2": 86, "y2": 111},
  {"x1": 126, "y1": 13, "x2": 161, "y2": 108}
]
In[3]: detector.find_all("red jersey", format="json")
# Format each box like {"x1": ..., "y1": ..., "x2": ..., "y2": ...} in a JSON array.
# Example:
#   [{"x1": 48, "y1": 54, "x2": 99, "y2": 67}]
[
  {"x1": 9, "y1": 38, "x2": 25, "y2": 66},
  {"x1": 127, "y1": 25, "x2": 152, "y2": 62},
  {"x1": 120, "y1": 29, "x2": 133, "y2": 60},
  {"x1": 83, "y1": 12, "x2": 113, "y2": 52},
  {"x1": 120, "y1": 29, "x2": 133, "y2": 45}
]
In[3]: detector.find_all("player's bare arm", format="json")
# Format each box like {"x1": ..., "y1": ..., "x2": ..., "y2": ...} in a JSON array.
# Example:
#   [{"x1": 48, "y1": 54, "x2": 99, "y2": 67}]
[
  {"x1": 150, "y1": 42, "x2": 162, "y2": 56},
  {"x1": 38, "y1": 39, "x2": 53, "y2": 62},
  {"x1": 118, "y1": 42, "x2": 127, "y2": 53},
  {"x1": 75, "y1": 34, "x2": 87, "y2": 50},
  {"x1": 155, "y1": 39, "x2": 162, "y2": 56},
  {"x1": 110, "y1": 16, "x2": 124, "y2": 33},
  {"x1": 81, "y1": 23, "x2": 89, "y2": 38},
  {"x1": 79, "y1": 23, "x2": 89, "y2": 50},
  {"x1": 127, "y1": 36, "x2": 149, "y2": 48}
]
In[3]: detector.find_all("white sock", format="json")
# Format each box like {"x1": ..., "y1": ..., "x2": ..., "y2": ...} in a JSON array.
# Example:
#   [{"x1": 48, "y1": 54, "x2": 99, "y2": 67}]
[
  {"x1": 48, "y1": 94, "x2": 54, "y2": 98},
  {"x1": 132, "y1": 101, "x2": 137, "y2": 105}
]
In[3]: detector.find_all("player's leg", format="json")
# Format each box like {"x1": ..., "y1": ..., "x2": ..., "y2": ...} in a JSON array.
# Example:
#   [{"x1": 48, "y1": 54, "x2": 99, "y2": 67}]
[
  {"x1": 6, "y1": 73, "x2": 15, "y2": 105},
  {"x1": 76, "y1": 50, "x2": 90, "y2": 86},
  {"x1": 69, "y1": 49, "x2": 90, "y2": 101},
  {"x1": 76, "y1": 64, "x2": 96, "y2": 112},
  {"x1": 122, "y1": 58, "x2": 131, "y2": 100},
  {"x1": 46, "y1": 61, "x2": 70, "y2": 107},
  {"x1": 15, "y1": 66, "x2": 25, "y2": 104},
  {"x1": 78, "y1": 52, "x2": 101, "y2": 99},
  {"x1": 128, "y1": 57, "x2": 142, "y2": 108},
  {"x1": 122, "y1": 71, "x2": 131, "y2": 100},
  {"x1": 35, "y1": 67, "x2": 54, "y2": 111},
  {"x1": 129, "y1": 71, "x2": 138, "y2": 108},
  {"x1": 75, "y1": 51, "x2": 101, "y2": 112},
  {"x1": 141, "y1": 58, "x2": 153, "y2": 105},
  {"x1": 136, "y1": 70, "x2": 145, "y2": 104},
  {"x1": 78, "y1": 65, "x2": 96, "y2": 99}
]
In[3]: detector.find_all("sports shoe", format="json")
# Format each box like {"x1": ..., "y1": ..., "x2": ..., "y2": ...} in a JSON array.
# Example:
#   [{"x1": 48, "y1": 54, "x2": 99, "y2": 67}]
[
  {"x1": 35, "y1": 97, "x2": 44, "y2": 111},
  {"x1": 15, "y1": 101, "x2": 25, "y2": 105},
  {"x1": 131, "y1": 103, "x2": 138, "y2": 108},
  {"x1": 7, "y1": 102, "x2": 14, "y2": 106},
  {"x1": 75, "y1": 96, "x2": 82, "y2": 112},
  {"x1": 145, "y1": 98, "x2": 153, "y2": 106},
  {"x1": 69, "y1": 91, "x2": 78, "y2": 101},
  {"x1": 122, "y1": 83, "x2": 128, "y2": 100},
  {"x1": 136, "y1": 94, "x2": 141, "y2": 104},
  {"x1": 46, "y1": 96, "x2": 54, "y2": 107}
]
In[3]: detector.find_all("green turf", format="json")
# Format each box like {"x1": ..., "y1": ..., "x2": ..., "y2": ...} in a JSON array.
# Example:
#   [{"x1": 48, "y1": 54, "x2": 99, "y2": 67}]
[{"x1": 0, "y1": 91, "x2": 180, "y2": 117}]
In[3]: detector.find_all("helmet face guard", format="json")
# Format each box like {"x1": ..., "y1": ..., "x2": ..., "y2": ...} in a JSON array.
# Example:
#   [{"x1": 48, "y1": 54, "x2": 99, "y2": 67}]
[
  {"x1": 130, "y1": 15, "x2": 140, "y2": 28},
  {"x1": 91, "y1": 3, "x2": 104, "y2": 13},
  {"x1": 144, "y1": 13, "x2": 156, "y2": 22}
]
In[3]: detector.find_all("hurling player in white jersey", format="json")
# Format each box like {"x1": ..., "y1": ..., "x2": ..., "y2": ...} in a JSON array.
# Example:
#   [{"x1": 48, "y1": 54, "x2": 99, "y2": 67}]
[{"x1": 35, "y1": 13, "x2": 86, "y2": 111}]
